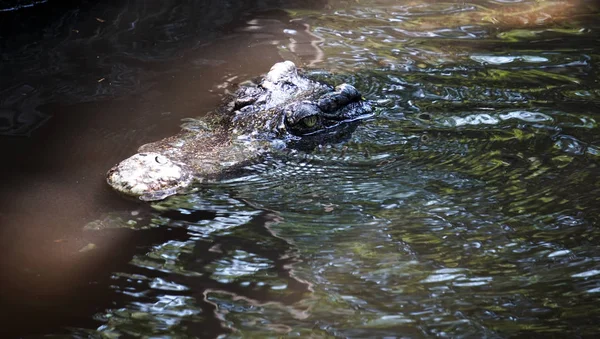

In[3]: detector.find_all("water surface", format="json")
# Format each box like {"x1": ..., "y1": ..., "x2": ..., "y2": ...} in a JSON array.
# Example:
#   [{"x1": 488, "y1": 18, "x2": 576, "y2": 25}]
[{"x1": 1, "y1": 0, "x2": 600, "y2": 337}]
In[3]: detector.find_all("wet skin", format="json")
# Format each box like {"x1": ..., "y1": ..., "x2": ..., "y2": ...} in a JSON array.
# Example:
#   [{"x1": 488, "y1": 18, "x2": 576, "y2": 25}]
[{"x1": 107, "y1": 61, "x2": 373, "y2": 201}]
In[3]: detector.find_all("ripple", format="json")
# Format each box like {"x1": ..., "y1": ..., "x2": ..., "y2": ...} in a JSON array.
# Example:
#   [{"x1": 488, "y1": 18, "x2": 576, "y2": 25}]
[
  {"x1": 572, "y1": 270, "x2": 600, "y2": 279},
  {"x1": 0, "y1": 0, "x2": 47, "y2": 12},
  {"x1": 21, "y1": 0, "x2": 599, "y2": 337},
  {"x1": 440, "y1": 110, "x2": 553, "y2": 127},
  {"x1": 471, "y1": 54, "x2": 549, "y2": 65}
]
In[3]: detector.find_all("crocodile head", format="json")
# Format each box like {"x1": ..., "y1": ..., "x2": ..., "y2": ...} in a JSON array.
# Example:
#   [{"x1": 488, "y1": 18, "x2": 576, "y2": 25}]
[
  {"x1": 107, "y1": 61, "x2": 373, "y2": 201},
  {"x1": 229, "y1": 61, "x2": 372, "y2": 139}
]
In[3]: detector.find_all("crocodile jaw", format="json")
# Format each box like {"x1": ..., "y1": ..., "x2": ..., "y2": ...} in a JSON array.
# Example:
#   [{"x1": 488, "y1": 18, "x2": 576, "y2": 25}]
[{"x1": 106, "y1": 152, "x2": 193, "y2": 201}]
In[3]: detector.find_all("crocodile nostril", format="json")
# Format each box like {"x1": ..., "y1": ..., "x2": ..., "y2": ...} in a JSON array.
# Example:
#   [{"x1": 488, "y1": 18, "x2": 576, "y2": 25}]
[{"x1": 155, "y1": 155, "x2": 167, "y2": 164}]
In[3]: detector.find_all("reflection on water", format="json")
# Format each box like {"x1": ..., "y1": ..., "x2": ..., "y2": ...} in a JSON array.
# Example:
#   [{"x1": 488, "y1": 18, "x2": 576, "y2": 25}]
[
  {"x1": 88, "y1": 195, "x2": 312, "y2": 337},
  {"x1": 2, "y1": 0, "x2": 600, "y2": 337}
]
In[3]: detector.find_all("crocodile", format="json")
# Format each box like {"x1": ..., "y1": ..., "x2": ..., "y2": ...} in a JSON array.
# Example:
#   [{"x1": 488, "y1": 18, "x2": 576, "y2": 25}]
[{"x1": 107, "y1": 61, "x2": 373, "y2": 201}]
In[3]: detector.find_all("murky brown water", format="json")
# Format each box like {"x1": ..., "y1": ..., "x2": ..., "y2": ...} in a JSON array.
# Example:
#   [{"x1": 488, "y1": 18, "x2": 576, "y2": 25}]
[{"x1": 1, "y1": 0, "x2": 600, "y2": 337}]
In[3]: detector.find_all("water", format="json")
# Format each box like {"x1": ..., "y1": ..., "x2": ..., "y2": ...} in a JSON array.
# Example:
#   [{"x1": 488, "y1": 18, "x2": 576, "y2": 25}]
[{"x1": 1, "y1": 0, "x2": 600, "y2": 337}]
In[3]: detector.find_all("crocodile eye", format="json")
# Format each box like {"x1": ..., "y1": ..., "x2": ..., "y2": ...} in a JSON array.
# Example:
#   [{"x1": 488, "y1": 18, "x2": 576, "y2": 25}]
[{"x1": 301, "y1": 115, "x2": 318, "y2": 128}]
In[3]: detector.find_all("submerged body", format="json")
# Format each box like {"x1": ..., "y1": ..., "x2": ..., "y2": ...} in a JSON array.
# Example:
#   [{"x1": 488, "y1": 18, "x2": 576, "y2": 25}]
[{"x1": 107, "y1": 61, "x2": 372, "y2": 201}]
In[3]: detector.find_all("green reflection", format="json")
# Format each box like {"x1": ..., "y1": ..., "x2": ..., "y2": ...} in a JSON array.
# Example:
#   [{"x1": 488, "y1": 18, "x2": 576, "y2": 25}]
[{"x1": 86, "y1": 0, "x2": 600, "y2": 337}]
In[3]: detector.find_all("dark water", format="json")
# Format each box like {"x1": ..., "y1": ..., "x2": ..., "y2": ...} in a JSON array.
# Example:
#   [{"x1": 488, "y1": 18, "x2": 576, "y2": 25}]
[{"x1": 1, "y1": 0, "x2": 600, "y2": 337}]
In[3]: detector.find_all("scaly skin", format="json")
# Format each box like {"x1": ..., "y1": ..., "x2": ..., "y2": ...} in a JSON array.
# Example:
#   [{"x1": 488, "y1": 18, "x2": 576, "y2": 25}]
[{"x1": 107, "y1": 61, "x2": 373, "y2": 201}]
